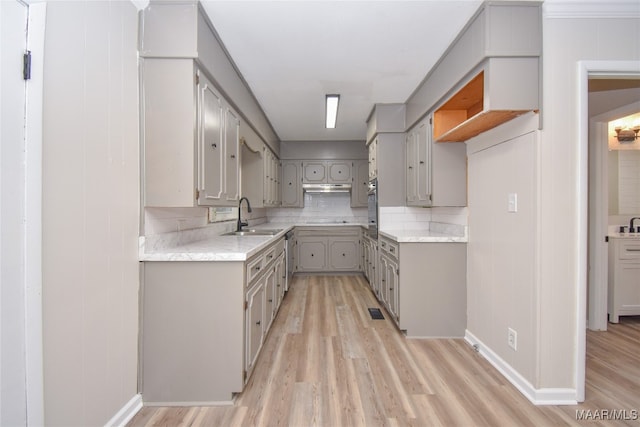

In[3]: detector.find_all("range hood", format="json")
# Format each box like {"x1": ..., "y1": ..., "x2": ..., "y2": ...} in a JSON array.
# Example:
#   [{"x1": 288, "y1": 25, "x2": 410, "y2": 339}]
[{"x1": 302, "y1": 183, "x2": 352, "y2": 193}]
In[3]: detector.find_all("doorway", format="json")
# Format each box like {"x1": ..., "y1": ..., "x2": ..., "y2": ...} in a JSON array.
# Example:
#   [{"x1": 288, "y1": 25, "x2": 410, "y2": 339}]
[{"x1": 577, "y1": 60, "x2": 640, "y2": 403}]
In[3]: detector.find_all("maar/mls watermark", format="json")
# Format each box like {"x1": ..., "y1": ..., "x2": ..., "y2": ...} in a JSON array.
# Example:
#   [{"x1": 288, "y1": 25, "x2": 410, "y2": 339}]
[{"x1": 576, "y1": 409, "x2": 639, "y2": 421}]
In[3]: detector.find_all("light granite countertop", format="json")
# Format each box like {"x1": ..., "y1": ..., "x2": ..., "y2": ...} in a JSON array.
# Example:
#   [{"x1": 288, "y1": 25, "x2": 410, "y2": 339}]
[
  {"x1": 608, "y1": 232, "x2": 640, "y2": 240},
  {"x1": 139, "y1": 222, "x2": 366, "y2": 262},
  {"x1": 139, "y1": 222, "x2": 467, "y2": 262},
  {"x1": 379, "y1": 229, "x2": 468, "y2": 243}
]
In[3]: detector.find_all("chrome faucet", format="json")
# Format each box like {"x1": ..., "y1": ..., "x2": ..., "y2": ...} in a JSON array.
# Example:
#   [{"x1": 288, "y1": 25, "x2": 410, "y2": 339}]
[
  {"x1": 630, "y1": 217, "x2": 640, "y2": 233},
  {"x1": 237, "y1": 197, "x2": 252, "y2": 232}
]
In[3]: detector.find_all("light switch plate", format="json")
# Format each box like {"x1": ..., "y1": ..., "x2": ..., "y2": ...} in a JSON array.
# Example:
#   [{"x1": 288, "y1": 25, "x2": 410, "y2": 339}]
[{"x1": 508, "y1": 193, "x2": 518, "y2": 213}]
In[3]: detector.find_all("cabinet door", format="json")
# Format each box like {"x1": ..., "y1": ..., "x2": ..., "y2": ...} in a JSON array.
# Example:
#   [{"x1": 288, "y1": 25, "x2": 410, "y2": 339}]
[
  {"x1": 297, "y1": 239, "x2": 327, "y2": 271},
  {"x1": 224, "y1": 107, "x2": 240, "y2": 203},
  {"x1": 406, "y1": 131, "x2": 417, "y2": 204},
  {"x1": 275, "y1": 252, "x2": 286, "y2": 308},
  {"x1": 328, "y1": 239, "x2": 360, "y2": 271},
  {"x1": 198, "y1": 73, "x2": 224, "y2": 204},
  {"x1": 386, "y1": 257, "x2": 399, "y2": 323},
  {"x1": 378, "y1": 254, "x2": 388, "y2": 306},
  {"x1": 416, "y1": 120, "x2": 431, "y2": 205},
  {"x1": 281, "y1": 161, "x2": 302, "y2": 207},
  {"x1": 302, "y1": 161, "x2": 326, "y2": 183},
  {"x1": 264, "y1": 268, "x2": 276, "y2": 330},
  {"x1": 351, "y1": 160, "x2": 369, "y2": 207},
  {"x1": 327, "y1": 161, "x2": 352, "y2": 183},
  {"x1": 245, "y1": 279, "x2": 265, "y2": 373}
]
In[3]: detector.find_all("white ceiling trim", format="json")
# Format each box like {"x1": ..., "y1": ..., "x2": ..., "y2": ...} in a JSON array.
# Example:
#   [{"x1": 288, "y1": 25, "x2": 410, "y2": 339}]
[{"x1": 543, "y1": 0, "x2": 640, "y2": 19}]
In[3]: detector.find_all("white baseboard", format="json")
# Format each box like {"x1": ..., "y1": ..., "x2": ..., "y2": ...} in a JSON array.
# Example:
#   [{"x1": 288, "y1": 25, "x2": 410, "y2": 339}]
[
  {"x1": 464, "y1": 330, "x2": 578, "y2": 405},
  {"x1": 105, "y1": 394, "x2": 143, "y2": 427}
]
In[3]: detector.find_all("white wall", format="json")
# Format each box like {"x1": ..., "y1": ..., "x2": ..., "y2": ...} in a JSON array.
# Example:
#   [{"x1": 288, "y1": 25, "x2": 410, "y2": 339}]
[
  {"x1": 539, "y1": 4, "x2": 640, "y2": 390},
  {"x1": 467, "y1": 115, "x2": 539, "y2": 386},
  {"x1": 41, "y1": 1, "x2": 140, "y2": 424},
  {"x1": 466, "y1": 2, "x2": 640, "y2": 402}
]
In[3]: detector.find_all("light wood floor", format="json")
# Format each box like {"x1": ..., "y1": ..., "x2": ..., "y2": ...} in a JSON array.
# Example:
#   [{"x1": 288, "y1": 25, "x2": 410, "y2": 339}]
[{"x1": 128, "y1": 275, "x2": 640, "y2": 426}]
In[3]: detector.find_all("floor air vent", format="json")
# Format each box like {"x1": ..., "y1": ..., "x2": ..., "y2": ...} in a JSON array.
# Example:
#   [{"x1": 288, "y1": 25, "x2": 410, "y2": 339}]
[{"x1": 368, "y1": 308, "x2": 385, "y2": 320}]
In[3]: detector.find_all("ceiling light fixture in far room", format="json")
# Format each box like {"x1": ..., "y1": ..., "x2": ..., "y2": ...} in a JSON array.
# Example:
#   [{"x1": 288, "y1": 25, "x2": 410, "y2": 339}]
[{"x1": 325, "y1": 94, "x2": 340, "y2": 128}]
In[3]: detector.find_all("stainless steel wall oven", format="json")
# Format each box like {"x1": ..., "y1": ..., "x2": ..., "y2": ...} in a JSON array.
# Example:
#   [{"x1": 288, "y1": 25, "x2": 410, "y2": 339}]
[{"x1": 367, "y1": 178, "x2": 378, "y2": 239}]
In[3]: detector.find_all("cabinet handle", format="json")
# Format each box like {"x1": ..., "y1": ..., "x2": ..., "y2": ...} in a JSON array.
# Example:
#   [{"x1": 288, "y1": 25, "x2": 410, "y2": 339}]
[
  {"x1": 268, "y1": 299, "x2": 273, "y2": 302},
  {"x1": 255, "y1": 266, "x2": 261, "y2": 271},
  {"x1": 311, "y1": 253, "x2": 314, "y2": 257},
  {"x1": 211, "y1": 143, "x2": 217, "y2": 148},
  {"x1": 230, "y1": 154, "x2": 236, "y2": 159},
  {"x1": 256, "y1": 321, "x2": 261, "y2": 326},
  {"x1": 390, "y1": 287, "x2": 393, "y2": 290},
  {"x1": 390, "y1": 247, "x2": 395, "y2": 253},
  {"x1": 627, "y1": 249, "x2": 640, "y2": 252},
  {"x1": 408, "y1": 166, "x2": 413, "y2": 169},
  {"x1": 419, "y1": 161, "x2": 425, "y2": 164},
  {"x1": 342, "y1": 253, "x2": 346, "y2": 257}
]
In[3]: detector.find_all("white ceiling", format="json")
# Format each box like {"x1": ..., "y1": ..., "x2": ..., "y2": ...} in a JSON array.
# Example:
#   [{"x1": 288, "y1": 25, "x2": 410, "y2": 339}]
[{"x1": 200, "y1": 1, "x2": 483, "y2": 142}]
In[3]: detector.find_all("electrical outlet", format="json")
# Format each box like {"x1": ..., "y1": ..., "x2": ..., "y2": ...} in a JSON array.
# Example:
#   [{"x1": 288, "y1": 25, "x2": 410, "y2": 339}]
[{"x1": 508, "y1": 328, "x2": 517, "y2": 350}]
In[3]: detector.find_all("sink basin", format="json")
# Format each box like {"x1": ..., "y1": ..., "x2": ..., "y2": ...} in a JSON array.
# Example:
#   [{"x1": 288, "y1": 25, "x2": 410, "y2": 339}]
[{"x1": 223, "y1": 229, "x2": 282, "y2": 236}]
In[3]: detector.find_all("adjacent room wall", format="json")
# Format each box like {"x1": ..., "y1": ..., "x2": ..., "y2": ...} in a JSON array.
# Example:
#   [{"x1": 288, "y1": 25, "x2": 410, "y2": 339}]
[{"x1": 41, "y1": 1, "x2": 140, "y2": 424}]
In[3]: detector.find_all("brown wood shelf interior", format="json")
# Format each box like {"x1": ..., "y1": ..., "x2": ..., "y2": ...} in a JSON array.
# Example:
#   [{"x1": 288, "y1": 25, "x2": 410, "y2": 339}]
[
  {"x1": 433, "y1": 70, "x2": 530, "y2": 142},
  {"x1": 433, "y1": 71, "x2": 484, "y2": 141}
]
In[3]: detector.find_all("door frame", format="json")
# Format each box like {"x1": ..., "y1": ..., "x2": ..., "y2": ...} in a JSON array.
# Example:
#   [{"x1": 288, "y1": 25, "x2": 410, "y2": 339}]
[
  {"x1": 24, "y1": 1, "x2": 46, "y2": 424},
  {"x1": 577, "y1": 60, "x2": 640, "y2": 403}
]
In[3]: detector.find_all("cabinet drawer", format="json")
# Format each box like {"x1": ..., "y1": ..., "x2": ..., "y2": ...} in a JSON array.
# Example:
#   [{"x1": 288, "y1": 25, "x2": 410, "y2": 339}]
[
  {"x1": 263, "y1": 246, "x2": 277, "y2": 266},
  {"x1": 619, "y1": 240, "x2": 640, "y2": 262},
  {"x1": 246, "y1": 256, "x2": 264, "y2": 283},
  {"x1": 379, "y1": 237, "x2": 399, "y2": 259}
]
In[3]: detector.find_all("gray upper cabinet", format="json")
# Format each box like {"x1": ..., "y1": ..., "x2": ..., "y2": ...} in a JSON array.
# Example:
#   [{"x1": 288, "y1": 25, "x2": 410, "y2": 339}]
[
  {"x1": 140, "y1": 2, "x2": 242, "y2": 207},
  {"x1": 302, "y1": 160, "x2": 352, "y2": 184},
  {"x1": 281, "y1": 161, "x2": 302, "y2": 207},
  {"x1": 142, "y1": 60, "x2": 239, "y2": 207},
  {"x1": 327, "y1": 161, "x2": 352, "y2": 183},
  {"x1": 302, "y1": 161, "x2": 326, "y2": 183},
  {"x1": 405, "y1": 2, "x2": 541, "y2": 138},
  {"x1": 241, "y1": 140, "x2": 281, "y2": 208},
  {"x1": 406, "y1": 115, "x2": 466, "y2": 207},
  {"x1": 351, "y1": 160, "x2": 369, "y2": 208}
]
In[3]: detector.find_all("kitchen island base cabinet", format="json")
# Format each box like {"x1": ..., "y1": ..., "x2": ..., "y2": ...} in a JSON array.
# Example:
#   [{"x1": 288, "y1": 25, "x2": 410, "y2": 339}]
[
  {"x1": 399, "y1": 243, "x2": 466, "y2": 338},
  {"x1": 377, "y1": 236, "x2": 466, "y2": 338},
  {"x1": 141, "y1": 261, "x2": 244, "y2": 404}
]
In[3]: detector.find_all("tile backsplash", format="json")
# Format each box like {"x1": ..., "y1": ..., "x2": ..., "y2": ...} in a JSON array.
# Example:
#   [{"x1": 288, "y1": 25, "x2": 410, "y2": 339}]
[
  {"x1": 143, "y1": 196, "x2": 467, "y2": 236},
  {"x1": 380, "y1": 206, "x2": 468, "y2": 233},
  {"x1": 268, "y1": 192, "x2": 367, "y2": 224}
]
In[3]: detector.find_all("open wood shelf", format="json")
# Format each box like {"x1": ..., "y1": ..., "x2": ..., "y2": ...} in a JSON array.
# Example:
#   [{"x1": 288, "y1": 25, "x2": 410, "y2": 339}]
[{"x1": 432, "y1": 70, "x2": 531, "y2": 142}]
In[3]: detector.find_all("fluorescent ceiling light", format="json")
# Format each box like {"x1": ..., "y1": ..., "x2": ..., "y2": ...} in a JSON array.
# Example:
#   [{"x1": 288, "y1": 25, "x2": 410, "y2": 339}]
[{"x1": 325, "y1": 94, "x2": 340, "y2": 128}]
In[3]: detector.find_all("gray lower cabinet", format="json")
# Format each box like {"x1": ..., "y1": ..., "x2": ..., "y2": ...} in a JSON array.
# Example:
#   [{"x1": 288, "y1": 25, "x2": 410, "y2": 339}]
[
  {"x1": 141, "y1": 237, "x2": 286, "y2": 404},
  {"x1": 295, "y1": 227, "x2": 361, "y2": 273},
  {"x1": 377, "y1": 235, "x2": 466, "y2": 338}
]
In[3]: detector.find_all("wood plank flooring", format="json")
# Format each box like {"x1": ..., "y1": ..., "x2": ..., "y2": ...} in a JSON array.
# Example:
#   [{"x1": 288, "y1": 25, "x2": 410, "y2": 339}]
[{"x1": 128, "y1": 275, "x2": 640, "y2": 426}]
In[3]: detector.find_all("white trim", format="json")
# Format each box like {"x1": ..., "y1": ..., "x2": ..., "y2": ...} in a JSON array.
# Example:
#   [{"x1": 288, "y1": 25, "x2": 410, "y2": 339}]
[
  {"x1": 104, "y1": 394, "x2": 143, "y2": 427},
  {"x1": 24, "y1": 3, "x2": 46, "y2": 425},
  {"x1": 576, "y1": 60, "x2": 640, "y2": 404},
  {"x1": 544, "y1": 0, "x2": 640, "y2": 19},
  {"x1": 464, "y1": 331, "x2": 578, "y2": 405}
]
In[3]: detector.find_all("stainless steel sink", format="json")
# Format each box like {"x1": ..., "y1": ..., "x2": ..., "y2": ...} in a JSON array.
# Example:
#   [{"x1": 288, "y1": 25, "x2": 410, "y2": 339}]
[{"x1": 223, "y1": 229, "x2": 282, "y2": 236}]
